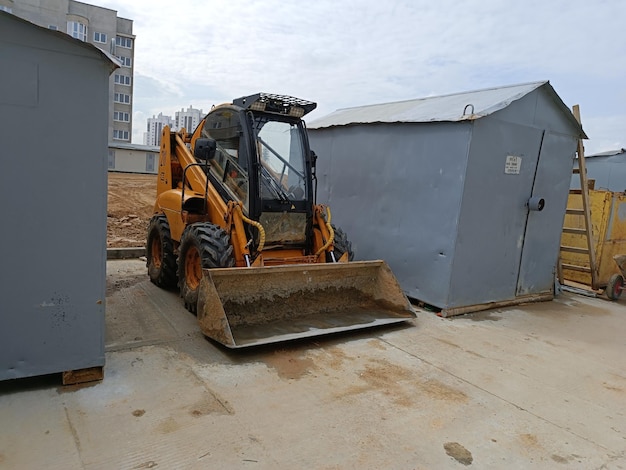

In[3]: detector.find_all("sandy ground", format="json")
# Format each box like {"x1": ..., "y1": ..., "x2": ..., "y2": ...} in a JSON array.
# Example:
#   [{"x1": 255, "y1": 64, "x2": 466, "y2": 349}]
[{"x1": 107, "y1": 172, "x2": 156, "y2": 248}]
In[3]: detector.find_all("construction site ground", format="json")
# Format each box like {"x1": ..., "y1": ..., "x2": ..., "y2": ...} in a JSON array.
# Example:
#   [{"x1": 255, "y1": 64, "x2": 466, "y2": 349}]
[
  {"x1": 0, "y1": 172, "x2": 624, "y2": 469},
  {"x1": 0, "y1": 257, "x2": 624, "y2": 469}
]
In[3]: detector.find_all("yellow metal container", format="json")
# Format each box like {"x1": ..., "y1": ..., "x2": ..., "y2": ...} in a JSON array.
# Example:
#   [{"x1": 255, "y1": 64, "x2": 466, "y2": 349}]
[{"x1": 561, "y1": 189, "x2": 626, "y2": 287}]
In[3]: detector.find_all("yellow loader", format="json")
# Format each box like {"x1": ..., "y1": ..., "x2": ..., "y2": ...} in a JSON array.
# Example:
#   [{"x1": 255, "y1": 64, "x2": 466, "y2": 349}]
[{"x1": 147, "y1": 93, "x2": 415, "y2": 348}]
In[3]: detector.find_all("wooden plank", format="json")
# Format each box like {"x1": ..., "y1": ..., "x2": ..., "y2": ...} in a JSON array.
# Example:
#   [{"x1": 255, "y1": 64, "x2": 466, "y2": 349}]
[
  {"x1": 562, "y1": 279, "x2": 603, "y2": 295},
  {"x1": 560, "y1": 245, "x2": 590, "y2": 254},
  {"x1": 440, "y1": 293, "x2": 554, "y2": 318},
  {"x1": 563, "y1": 227, "x2": 587, "y2": 235},
  {"x1": 566, "y1": 208, "x2": 585, "y2": 215},
  {"x1": 62, "y1": 366, "x2": 104, "y2": 385},
  {"x1": 561, "y1": 263, "x2": 592, "y2": 273}
]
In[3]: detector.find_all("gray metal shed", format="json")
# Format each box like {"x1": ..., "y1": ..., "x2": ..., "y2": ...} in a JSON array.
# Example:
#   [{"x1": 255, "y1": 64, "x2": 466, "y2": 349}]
[
  {"x1": 571, "y1": 149, "x2": 626, "y2": 191},
  {"x1": 0, "y1": 12, "x2": 117, "y2": 381},
  {"x1": 308, "y1": 81, "x2": 586, "y2": 316}
]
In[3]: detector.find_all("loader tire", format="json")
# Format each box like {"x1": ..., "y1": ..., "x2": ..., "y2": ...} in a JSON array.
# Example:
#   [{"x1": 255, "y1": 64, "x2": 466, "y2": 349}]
[
  {"x1": 329, "y1": 225, "x2": 354, "y2": 262},
  {"x1": 146, "y1": 215, "x2": 177, "y2": 289},
  {"x1": 178, "y1": 223, "x2": 235, "y2": 314}
]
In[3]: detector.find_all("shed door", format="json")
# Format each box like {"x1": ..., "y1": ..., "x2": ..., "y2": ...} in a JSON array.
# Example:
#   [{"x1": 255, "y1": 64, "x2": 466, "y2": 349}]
[
  {"x1": 517, "y1": 132, "x2": 577, "y2": 295},
  {"x1": 449, "y1": 120, "x2": 544, "y2": 308}
]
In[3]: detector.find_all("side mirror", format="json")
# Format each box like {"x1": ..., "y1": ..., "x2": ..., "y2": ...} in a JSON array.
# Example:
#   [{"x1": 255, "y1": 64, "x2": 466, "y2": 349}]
[
  {"x1": 310, "y1": 150, "x2": 318, "y2": 168},
  {"x1": 194, "y1": 138, "x2": 216, "y2": 161}
]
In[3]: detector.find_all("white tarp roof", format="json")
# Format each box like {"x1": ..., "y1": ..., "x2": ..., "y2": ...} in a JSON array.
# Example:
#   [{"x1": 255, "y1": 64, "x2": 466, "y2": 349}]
[{"x1": 309, "y1": 81, "x2": 584, "y2": 137}]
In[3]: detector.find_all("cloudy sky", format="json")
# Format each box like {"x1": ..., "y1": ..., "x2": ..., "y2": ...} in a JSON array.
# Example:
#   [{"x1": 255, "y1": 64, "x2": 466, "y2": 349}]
[{"x1": 98, "y1": 0, "x2": 625, "y2": 155}]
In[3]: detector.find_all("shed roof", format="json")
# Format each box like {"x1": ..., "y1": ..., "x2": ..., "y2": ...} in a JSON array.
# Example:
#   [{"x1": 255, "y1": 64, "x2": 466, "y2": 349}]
[
  {"x1": 308, "y1": 81, "x2": 586, "y2": 138},
  {"x1": 586, "y1": 148, "x2": 626, "y2": 158},
  {"x1": 109, "y1": 142, "x2": 159, "y2": 152}
]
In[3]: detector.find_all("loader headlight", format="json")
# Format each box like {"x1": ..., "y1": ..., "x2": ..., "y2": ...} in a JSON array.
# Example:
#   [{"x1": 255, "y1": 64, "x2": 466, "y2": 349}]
[
  {"x1": 288, "y1": 107, "x2": 305, "y2": 118},
  {"x1": 250, "y1": 101, "x2": 266, "y2": 112}
]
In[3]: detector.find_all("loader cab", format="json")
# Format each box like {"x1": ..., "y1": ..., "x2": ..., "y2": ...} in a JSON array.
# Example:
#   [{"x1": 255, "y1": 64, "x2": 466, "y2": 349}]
[{"x1": 201, "y1": 93, "x2": 318, "y2": 250}]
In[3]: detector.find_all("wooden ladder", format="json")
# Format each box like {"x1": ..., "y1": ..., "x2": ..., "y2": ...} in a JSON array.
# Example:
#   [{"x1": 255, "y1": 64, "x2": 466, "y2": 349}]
[{"x1": 558, "y1": 105, "x2": 598, "y2": 289}]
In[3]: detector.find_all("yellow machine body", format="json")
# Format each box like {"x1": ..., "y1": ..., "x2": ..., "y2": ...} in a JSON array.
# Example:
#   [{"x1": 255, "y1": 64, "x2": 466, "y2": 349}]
[{"x1": 148, "y1": 93, "x2": 415, "y2": 348}]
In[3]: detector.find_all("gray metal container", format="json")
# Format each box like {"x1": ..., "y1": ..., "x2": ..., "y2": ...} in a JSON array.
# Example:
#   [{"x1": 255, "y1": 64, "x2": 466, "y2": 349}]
[
  {"x1": 308, "y1": 81, "x2": 585, "y2": 315},
  {"x1": 571, "y1": 149, "x2": 626, "y2": 191},
  {"x1": 0, "y1": 12, "x2": 117, "y2": 380}
]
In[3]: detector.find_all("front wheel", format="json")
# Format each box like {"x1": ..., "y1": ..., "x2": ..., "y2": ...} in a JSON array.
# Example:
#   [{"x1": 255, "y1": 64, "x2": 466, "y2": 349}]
[
  {"x1": 177, "y1": 223, "x2": 235, "y2": 313},
  {"x1": 606, "y1": 273, "x2": 624, "y2": 301},
  {"x1": 146, "y1": 215, "x2": 177, "y2": 289},
  {"x1": 328, "y1": 225, "x2": 354, "y2": 262}
]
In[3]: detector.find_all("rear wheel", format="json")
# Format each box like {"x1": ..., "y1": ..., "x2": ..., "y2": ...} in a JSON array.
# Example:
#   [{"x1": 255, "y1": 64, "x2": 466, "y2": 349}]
[
  {"x1": 328, "y1": 225, "x2": 354, "y2": 262},
  {"x1": 178, "y1": 223, "x2": 235, "y2": 313},
  {"x1": 146, "y1": 215, "x2": 177, "y2": 289},
  {"x1": 606, "y1": 273, "x2": 624, "y2": 301}
]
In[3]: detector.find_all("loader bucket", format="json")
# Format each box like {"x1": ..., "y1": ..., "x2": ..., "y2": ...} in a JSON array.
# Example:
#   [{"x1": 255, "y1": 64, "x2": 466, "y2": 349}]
[{"x1": 196, "y1": 260, "x2": 416, "y2": 348}]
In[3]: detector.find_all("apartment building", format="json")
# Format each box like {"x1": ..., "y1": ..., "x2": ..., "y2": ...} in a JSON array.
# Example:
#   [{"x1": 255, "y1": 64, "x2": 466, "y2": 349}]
[
  {"x1": 143, "y1": 106, "x2": 205, "y2": 146},
  {"x1": 4, "y1": 0, "x2": 135, "y2": 143},
  {"x1": 175, "y1": 106, "x2": 204, "y2": 133},
  {"x1": 144, "y1": 112, "x2": 173, "y2": 147}
]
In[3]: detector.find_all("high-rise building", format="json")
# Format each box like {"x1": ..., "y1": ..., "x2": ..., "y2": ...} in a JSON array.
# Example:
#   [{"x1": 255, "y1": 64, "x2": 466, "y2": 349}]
[
  {"x1": 144, "y1": 113, "x2": 173, "y2": 147},
  {"x1": 175, "y1": 106, "x2": 204, "y2": 133},
  {"x1": 5, "y1": 0, "x2": 135, "y2": 143},
  {"x1": 143, "y1": 106, "x2": 205, "y2": 145}
]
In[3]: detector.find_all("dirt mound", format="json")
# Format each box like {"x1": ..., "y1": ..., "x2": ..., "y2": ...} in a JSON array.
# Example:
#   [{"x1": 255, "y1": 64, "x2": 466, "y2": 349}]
[{"x1": 108, "y1": 172, "x2": 156, "y2": 248}]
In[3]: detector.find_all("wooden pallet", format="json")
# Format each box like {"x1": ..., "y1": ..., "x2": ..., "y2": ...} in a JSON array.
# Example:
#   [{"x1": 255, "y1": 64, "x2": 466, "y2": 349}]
[{"x1": 62, "y1": 366, "x2": 104, "y2": 385}]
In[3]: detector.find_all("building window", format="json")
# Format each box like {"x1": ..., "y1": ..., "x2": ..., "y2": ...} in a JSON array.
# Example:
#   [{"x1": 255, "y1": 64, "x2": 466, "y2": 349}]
[
  {"x1": 115, "y1": 36, "x2": 133, "y2": 48},
  {"x1": 67, "y1": 21, "x2": 87, "y2": 41},
  {"x1": 114, "y1": 111, "x2": 130, "y2": 122},
  {"x1": 115, "y1": 55, "x2": 132, "y2": 67},
  {"x1": 94, "y1": 32, "x2": 107, "y2": 43},
  {"x1": 108, "y1": 149, "x2": 115, "y2": 169},
  {"x1": 114, "y1": 74, "x2": 131, "y2": 86},
  {"x1": 146, "y1": 154, "x2": 155, "y2": 173},
  {"x1": 114, "y1": 93, "x2": 131, "y2": 104},
  {"x1": 48, "y1": 25, "x2": 58, "y2": 30},
  {"x1": 113, "y1": 130, "x2": 129, "y2": 140}
]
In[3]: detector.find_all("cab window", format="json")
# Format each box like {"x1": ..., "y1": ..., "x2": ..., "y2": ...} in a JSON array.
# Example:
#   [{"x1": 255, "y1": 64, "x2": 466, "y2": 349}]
[{"x1": 202, "y1": 109, "x2": 249, "y2": 209}]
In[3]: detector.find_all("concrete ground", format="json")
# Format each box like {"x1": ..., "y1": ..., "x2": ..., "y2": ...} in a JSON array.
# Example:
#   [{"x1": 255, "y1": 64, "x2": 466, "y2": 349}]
[{"x1": 0, "y1": 259, "x2": 625, "y2": 469}]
